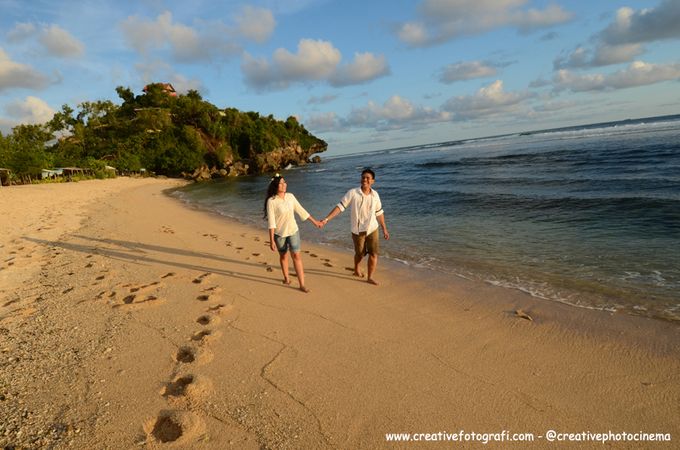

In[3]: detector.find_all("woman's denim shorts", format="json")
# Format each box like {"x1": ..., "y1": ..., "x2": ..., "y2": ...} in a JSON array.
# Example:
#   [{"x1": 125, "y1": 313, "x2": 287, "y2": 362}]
[{"x1": 274, "y1": 231, "x2": 301, "y2": 254}]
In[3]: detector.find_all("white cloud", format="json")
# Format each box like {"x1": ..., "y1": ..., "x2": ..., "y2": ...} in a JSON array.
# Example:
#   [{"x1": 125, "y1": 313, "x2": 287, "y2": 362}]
[
  {"x1": 556, "y1": 1, "x2": 680, "y2": 70},
  {"x1": 39, "y1": 25, "x2": 85, "y2": 58},
  {"x1": 442, "y1": 79, "x2": 533, "y2": 119},
  {"x1": 4, "y1": 96, "x2": 55, "y2": 125},
  {"x1": 6, "y1": 23, "x2": 84, "y2": 59},
  {"x1": 306, "y1": 111, "x2": 341, "y2": 132},
  {"x1": 0, "y1": 48, "x2": 50, "y2": 92},
  {"x1": 235, "y1": 6, "x2": 275, "y2": 43},
  {"x1": 344, "y1": 95, "x2": 450, "y2": 130},
  {"x1": 396, "y1": 22, "x2": 428, "y2": 46},
  {"x1": 307, "y1": 94, "x2": 338, "y2": 105},
  {"x1": 396, "y1": 0, "x2": 573, "y2": 47},
  {"x1": 120, "y1": 11, "x2": 243, "y2": 63},
  {"x1": 553, "y1": 61, "x2": 680, "y2": 92},
  {"x1": 600, "y1": 1, "x2": 680, "y2": 46},
  {"x1": 242, "y1": 39, "x2": 388, "y2": 90},
  {"x1": 273, "y1": 39, "x2": 340, "y2": 79},
  {"x1": 512, "y1": 4, "x2": 573, "y2": 34},
  {"x1": 439, "y1": 61, "x2": 497, "y2": 83},
  {"x1": 7, "y1": 22, "x2": 36, "y2": 43},
  {"x1": 121, "y1": 11, "x2": 202, "y2": 61},
  {"x1": 330, "y1": 52, "x2": 390, "y2": 87},
  {"x1": 592, "y1": 44, "x2": 644, "y2": 67},
  {"x1": 554, "y1": 43, "x2": 644, "y2": 70}
]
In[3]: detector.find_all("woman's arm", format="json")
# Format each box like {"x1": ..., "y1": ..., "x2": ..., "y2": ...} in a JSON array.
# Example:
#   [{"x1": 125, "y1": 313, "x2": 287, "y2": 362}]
[{"x1": 269, "y1": 228, "x2": 277, "y2": 252}]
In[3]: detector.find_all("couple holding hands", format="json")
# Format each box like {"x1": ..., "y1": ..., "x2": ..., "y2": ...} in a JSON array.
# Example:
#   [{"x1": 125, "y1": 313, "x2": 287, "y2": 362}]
[{"x1": 264, "y1": 168, "x2": 390, "y2": 293}]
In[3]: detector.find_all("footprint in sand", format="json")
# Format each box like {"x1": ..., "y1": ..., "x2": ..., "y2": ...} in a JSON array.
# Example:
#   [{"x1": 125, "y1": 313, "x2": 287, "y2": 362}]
[
  {"x1": 162, "y1": 374, "x2": 213, "y2": 402},
  {"x1": 128, "y1": 281, "x2": 161, "y2": 293},
  {"x1": 161, "y1": 272, "x2": 175, "y2": 279},
  {"x1": 310, "y1": 253, "x2": 318, "y2": 258},
  {"x1": 192, "y1": 273, "x2": 212, "y2": 284},
  {"x1": 113, "y1": 294, "x2": 163, "y2": 309},
  {"x1": 196, "y1": 314, "x2": 221, "y2": 326},
  {"x1": 174, "y1": 345, "x2": 213, "y2": 365},
  {"x1": 251, "y1": 253, "x2": 260, "y2": 257},
  {"x1": 323, "y1": 262, "x2": 333, "y2": 267},
  {"x1": 191, "y1": 329, "x2": 222, "y2": 344},
  {"x1": 161, "y1": 226, "x2": 175, "y2": 234},
  {"x1": 175, "y1": 347, "x2": 196, "y2": 363},
  {"x1": 196, "y1": 286, "x2": 221, "y2": 302},
  {"x1": 144, "y1": 410, "x2": 205, "y2": 445},
  {"x1": 163, "y1": 375, "x2": 194, "y2": 397},
  {"x1": 191, "y1": 330, "x2": 212, "y2": 342},
  {"x1": 206, "y1": 303, "x2": 232, "y2": 315}
]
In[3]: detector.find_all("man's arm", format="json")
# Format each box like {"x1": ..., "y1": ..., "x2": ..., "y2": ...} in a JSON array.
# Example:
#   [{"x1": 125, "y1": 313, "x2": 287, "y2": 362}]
[
  {"x1": 321, "y1": 206, "x2": 342, "y2": 226},
  {"x1": 377, "y1": 213, "x2": 389, "y2": 240}
]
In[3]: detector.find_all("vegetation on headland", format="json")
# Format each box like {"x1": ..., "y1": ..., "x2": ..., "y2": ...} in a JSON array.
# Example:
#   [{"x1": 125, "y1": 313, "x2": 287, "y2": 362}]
[{"x1": 0, "y1": 83, "x2": 326, "y2": 184}]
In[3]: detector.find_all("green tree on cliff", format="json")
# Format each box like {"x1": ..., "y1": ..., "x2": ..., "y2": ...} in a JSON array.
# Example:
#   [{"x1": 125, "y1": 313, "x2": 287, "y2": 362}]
[{"x1": 3, "y1": 82, "x2": 327, "y2": 179}]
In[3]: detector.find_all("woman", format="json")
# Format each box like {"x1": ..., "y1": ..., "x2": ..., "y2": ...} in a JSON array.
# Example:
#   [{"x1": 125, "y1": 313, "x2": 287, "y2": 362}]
[{"x1": 264, "y1": 174, "x2": 321, "y2": 292}]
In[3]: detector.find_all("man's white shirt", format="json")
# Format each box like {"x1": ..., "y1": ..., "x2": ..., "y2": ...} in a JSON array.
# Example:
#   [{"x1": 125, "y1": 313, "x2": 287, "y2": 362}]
[{"x1": 337, "y1": 187, "x2": 384, "y2": 235}]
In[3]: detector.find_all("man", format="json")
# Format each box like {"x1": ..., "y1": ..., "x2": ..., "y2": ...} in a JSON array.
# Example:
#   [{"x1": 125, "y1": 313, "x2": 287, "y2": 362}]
[{"x1": 322, "y1": 168, "x2": 390, "y2": 285}]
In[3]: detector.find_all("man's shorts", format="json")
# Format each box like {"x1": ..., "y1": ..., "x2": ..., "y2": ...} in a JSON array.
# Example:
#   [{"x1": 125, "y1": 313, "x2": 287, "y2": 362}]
[
  {"x1": 274, "y1": 231, "x2": 301, "y2": 254},
  {"x1": 352, "y1": 229, "x2": 379, "y2": 257}
]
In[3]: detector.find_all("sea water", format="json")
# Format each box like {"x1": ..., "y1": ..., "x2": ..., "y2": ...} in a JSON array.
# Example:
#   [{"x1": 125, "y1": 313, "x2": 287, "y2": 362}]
[{"x1": 172, "y1": 114, "x2": 680, "y2": 322}]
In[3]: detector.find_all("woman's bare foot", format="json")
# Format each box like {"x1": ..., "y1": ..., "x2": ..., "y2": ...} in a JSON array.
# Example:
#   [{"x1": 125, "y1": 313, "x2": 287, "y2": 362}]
[
  {"x1": 282, "y1": 278, "x2": 291, "y2": 285},
  {"x1": 367, "y1": 278, "x2": 379, "y2": 286},
  {"x1": 299, "y1": 286, "x2": 310, "y2": 293}
]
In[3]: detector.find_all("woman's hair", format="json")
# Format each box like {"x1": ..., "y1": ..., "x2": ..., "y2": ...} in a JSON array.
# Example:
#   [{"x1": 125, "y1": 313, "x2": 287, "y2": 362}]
[{"x1": 263, "y1": 175, "x2": 282, "y2": 219}]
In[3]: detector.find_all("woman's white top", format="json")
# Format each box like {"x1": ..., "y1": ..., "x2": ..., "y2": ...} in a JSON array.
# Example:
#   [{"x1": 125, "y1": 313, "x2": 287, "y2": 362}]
[{"x1": 266, "y1": 193, "x2": 310, "y2": 237}]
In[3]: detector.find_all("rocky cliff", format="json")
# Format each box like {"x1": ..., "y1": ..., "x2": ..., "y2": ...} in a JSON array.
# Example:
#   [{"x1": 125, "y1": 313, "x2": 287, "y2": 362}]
[{"x1": 188, "y1": 140, "x2": 326, "y2": 181}]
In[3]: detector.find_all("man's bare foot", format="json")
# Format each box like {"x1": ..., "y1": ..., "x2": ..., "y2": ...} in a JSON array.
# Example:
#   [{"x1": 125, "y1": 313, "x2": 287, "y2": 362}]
[
  {"x1": 299, "y1": 286, "x2": 310, "y2": 293},
  {"x1": 353, "y1": 270, "x2": 365, "y2": 278},
  {"x1": 367, "y1": 278, "x2": 379, "y2": 286}
]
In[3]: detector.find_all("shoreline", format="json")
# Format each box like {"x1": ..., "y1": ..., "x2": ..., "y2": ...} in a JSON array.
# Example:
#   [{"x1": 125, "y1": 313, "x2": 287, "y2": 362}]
[
  {"x1": 1, "y1": 177, "x2": 678, "y2": 448},
  {"x1": 170, "y1": 181, "x2": 680, "y2": 330}
]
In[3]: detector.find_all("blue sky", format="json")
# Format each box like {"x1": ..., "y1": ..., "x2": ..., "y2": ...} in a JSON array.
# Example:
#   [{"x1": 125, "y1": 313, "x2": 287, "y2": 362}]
[{"x1": 1, "y1": 0, "x2": 679, "y2": 156}]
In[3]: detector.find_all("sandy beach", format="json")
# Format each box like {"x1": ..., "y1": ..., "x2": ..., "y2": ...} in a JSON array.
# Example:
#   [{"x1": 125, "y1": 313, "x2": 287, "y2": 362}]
[{"x1": 1, "y1": 177, "x2": 678, "y2": 449}]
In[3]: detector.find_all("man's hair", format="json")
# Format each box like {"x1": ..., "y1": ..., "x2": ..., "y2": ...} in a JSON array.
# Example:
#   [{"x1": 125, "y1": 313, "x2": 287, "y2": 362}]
[{"x1": 362, "y1": 168, "x2": 375, "y2": 179}]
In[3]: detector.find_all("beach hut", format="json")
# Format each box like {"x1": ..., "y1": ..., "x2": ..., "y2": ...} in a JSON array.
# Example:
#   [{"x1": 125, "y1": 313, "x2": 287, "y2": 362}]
[
  {"x1": 0, "y1": 168, "x2": 11, "y2": 186},
  {"x1": 143, "y1": 83, "x2": 177, "y2": 97},
  {"x1": 41, "y1": 168, "x2": 63, "y2": 179}
]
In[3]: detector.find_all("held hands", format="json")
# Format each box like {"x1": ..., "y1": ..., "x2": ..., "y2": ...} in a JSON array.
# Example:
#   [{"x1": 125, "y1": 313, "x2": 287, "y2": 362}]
[{"x1": 309, "y1": 217, "x2": 327, "y2": 229}]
